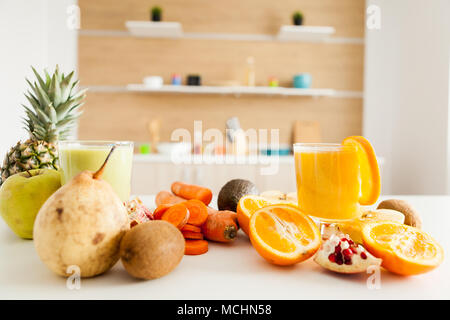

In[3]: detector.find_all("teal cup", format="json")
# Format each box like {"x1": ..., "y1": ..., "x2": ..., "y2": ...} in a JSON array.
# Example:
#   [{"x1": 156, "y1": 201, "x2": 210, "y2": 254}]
[{"x1": 293, "y1": 73, "x2": 312, "y2": 88}]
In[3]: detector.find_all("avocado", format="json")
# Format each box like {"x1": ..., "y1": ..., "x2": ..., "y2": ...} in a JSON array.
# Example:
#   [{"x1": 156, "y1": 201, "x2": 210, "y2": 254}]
[{"x1": 217, "y1": 179, "x2": 259, "y2": 212}]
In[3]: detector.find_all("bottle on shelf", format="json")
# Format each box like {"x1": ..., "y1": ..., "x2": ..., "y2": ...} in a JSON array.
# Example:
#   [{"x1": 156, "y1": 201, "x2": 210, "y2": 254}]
[{"x1": 245, "y1": 56, "x2": 256, "y2": 87}]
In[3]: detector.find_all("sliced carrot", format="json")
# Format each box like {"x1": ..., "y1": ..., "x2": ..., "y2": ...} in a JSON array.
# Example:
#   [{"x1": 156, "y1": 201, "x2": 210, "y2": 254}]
[
  {"x1": 161, "y1": 203, "x2": 190, "y2": 229},
  {"x1": 171, "y1": 182, "x2": 213, "y2": 205},
  {"x1": 182, "y1": 231, "x2": 204, "y2": 240},
  {"x1": 153, "y1": 204, "x2": 173, "y2": 220},
  {"x1": 184, "y1": 199, "x2": 209, "y2": 226},
  {"x1": 155, "y1": 190, "x2": 185, "y2": 206},
  {"x1": 181, "y1": 224, "x2": 202, "y2": 233},
  {"x1": 185, "y1": 240, "x2": 209, "y2": 255}
]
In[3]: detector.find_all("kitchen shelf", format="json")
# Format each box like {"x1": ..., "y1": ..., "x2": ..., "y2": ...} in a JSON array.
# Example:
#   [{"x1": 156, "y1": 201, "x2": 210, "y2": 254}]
[
  {"x1": 277, "y1": 25, "x2": 335, "y2": 42},
  {"x1": 125, "y1": 21, "x2": 183, "y2": 38},
  {"x1": 126, "y1": 84, "x2": 336, "y2": 97},
  {"x1": 118, "y1": 20, "x2": 355, "y2": 43},
  {"x1": 85, "y1": 85, "x2": 363, "y2": 99}
]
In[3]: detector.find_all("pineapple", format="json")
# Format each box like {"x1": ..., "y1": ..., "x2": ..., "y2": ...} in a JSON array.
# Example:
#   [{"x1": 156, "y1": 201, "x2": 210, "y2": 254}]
[{"x1": 0, "y1": 66, "x2": 86, "y2": 185}]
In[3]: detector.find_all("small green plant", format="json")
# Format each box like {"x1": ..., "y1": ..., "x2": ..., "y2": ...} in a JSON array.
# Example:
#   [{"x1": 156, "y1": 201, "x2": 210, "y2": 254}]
[
  {"x1": 151, "y1": 6, "x2": 162, "y2": 21},
  {"x1": 292, "y1": 11, "x2": 303, "y2": 26}
]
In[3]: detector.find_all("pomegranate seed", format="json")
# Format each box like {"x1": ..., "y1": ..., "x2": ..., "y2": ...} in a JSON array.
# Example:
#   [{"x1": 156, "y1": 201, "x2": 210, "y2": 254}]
[
  {"x1": 344, "y1": 258, "x2": 353, "y2": 265},
  {"x1": 343, "y1": 248, "x2": 353, "y2": 257},
  {"x1": 360, "y1": 252, "x2": 367, "y2": 260},
  {"x1": 328, "y1": 254, "x2": 336, "y2": 263},
  {"x1": 336, "y1": 257, "x2": 343, "y2": 265},
  {"x1": 350, "y1": 247, "x2": 358, "y2": 254},
  {"x1": 348, "y1": 239, "x2": 354, "y2": 245},
  {"x1": 341, "y1": 238, "x2": 348, "y2": 242},
  {"x1": 334, "y1": 244, "x2": 341, "y2": 254}
]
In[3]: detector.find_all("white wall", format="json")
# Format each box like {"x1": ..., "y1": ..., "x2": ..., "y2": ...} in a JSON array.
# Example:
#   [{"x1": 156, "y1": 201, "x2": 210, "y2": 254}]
[
  {"x1": 0, "y1": 0, "x2": 77, "y2": 157},
  {"x1": 364, "y1": 0, "x2": 450, "y2": 194}
]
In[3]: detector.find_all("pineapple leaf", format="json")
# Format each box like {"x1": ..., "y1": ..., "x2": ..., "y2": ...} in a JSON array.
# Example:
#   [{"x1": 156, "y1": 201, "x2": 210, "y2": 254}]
[
  {"x1": 26, "y1": 79, "x2": 42, "y2": 102},
  {"x1": 22, "y1": 66, "x2": 86, "y2": 143},
  {"x1": 70, "y1": 87, "x2": 87, "y2": 101},
  {"x1": 60, "y1": 71, "x2": 75, "y2": 102},
  {"x1": 31, "y1": 67, "x2": 48, "y2": 91},
  {"x1": 45, "y1": 104, "x2": 58, "y2": 124},
  {"x1": 49, "y1": 73, "x2": 62, "y2": 107},
  {"x1": 56, "y1": 115, "x2": 78, "y2": 128},
  {"x1": 35, "y1": 83, "x2": 52, "y2": 109},
  {"x1": 57, "y1": 101, "x2": 82, "y2": 121},
  {"x1": 36, "y1": 107, "x2": 51, "y2": 123},
  {"x1": 24, "y1": 92, "x2": 41, "y2": 112}
]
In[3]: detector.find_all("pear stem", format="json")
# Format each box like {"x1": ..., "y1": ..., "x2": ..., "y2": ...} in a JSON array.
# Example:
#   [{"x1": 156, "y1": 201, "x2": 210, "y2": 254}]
[{"x1": 93, "y1": 145, "x2": 116, "y2": 180}]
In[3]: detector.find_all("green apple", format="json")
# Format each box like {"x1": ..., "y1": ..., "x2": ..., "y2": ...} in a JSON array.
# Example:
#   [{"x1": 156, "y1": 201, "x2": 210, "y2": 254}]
[{"x1": 0, "y1": 169, "x2": 61, "y2": 239}]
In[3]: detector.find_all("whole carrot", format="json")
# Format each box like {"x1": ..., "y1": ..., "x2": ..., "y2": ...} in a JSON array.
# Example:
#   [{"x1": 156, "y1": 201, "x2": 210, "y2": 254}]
[
  {"x1": 207, "y1": 206, "x2": 239, "y2": 229},
  {"x1": 201, "y1": 211, "x2": 238, "y2": 243},
  {"x1": 171, "y1": 182, "x2": 213, "y2": 205}
]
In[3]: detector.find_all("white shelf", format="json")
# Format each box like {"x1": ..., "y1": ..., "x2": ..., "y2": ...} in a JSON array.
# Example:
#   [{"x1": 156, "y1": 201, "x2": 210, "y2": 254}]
[
  {"x1": 126, "y1": 84, "x2": 336, "y2": 97},
  {"x1": 277, "y1": 25, "x2": 335, "y2": 42},
  {"x1": 122, "y1": 21, "x2": 341, "y2": 43},
  {"x1": 125, "y1": 21, "x2": 183, "y2": 38}
]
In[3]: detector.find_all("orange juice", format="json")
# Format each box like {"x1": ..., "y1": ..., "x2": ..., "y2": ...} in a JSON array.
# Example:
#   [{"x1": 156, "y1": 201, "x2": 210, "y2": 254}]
[{"x1": 294, "y1": 144, "x2": 360, "y2": 221}]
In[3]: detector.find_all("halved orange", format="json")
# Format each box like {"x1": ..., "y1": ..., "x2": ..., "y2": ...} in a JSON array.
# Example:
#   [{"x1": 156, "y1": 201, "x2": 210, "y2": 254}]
[
  {"x1": 249, "y1": 204, "x2": 321, "y2": 266},
  {"x1": 362, "y1": 221, "x2": 444, "y2": 276},
  {"x1": 237, "y1": 195, "x2": 271, "y2": 236},
  {"x1": 342, "y1": 136, "x2": 381, "y2": 205}
]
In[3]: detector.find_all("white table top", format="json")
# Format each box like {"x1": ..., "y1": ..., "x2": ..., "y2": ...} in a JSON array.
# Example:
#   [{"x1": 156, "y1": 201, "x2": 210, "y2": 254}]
[{"x1": 1, "y1": 195, "x2": 449, "y2": 300}]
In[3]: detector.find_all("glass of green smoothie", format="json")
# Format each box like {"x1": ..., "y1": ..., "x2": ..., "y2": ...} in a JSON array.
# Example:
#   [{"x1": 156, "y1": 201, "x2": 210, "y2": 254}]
[{"x1": 58, "y1": 140, "x2": 134, "y2": 202}]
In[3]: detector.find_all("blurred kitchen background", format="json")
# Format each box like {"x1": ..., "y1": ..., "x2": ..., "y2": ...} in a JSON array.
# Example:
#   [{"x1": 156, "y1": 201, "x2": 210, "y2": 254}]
[{"x1": 1, "y1": 0, "x2": 449, "y2": 195}]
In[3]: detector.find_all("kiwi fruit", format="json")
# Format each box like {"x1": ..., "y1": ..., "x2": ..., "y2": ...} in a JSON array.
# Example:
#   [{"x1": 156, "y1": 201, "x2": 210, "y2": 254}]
[
  {"x1": 377, "y1": 199, "x2": 422, "y2": 229},
  {"x1": 217, "y1": 179, "x2": 258, "y2": 212},
  {"x1": 120, "y1": 220, "x2": 185, "y2": 280}
]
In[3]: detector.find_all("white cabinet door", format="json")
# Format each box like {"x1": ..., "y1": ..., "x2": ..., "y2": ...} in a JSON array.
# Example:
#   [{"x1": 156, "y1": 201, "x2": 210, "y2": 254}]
[{"x1": 131, "y1": 158, "x2": 294, "y2": 196}]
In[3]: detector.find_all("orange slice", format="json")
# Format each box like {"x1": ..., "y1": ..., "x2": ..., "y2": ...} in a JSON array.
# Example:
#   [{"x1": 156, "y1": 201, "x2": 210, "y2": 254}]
[
  {"x1": 237, "y1": 195, "x2": 271, "y2": 236},
  {"x1": 362, "y1": 221, "x2": 444, "y2": 276},
  {"x1": 249, "y1": 204, "x2": 321, "y2": 265},
  {"x1": 342, "y1": 136, "x2": 381, "y2": 205}
]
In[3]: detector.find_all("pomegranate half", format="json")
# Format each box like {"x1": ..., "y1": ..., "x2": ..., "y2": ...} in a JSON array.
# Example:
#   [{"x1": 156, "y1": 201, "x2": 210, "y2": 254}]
[{"x1": 314, "y1": 226, "x2": 381, "y2": 274}]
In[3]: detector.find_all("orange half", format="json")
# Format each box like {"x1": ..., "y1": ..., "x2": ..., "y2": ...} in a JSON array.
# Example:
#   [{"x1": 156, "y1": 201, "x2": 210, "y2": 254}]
[
  {"x1": 342, "y1": 136, "x2": 381, "y2": 205},
  {"x1": 249, "y1": 204, "x2": 321, "y2": 265},
  {"x1": 362, "y1": 221, "x2": 444, "y2": 276},
  {"x1": 237, "y1": 195, "x2": 271, "y2": 236}
]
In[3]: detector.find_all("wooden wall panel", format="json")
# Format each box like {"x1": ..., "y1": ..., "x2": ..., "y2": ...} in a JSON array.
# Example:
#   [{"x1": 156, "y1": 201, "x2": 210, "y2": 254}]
[
  {"x1": 78, "y1": 93, "x2": 362, "y2": 144},
  {"x1": 79, "y1": 0, "x2": 365, "y2": 38},
  {"x1": 78, "y1": 36, "x2": 364, "y2": 90},
  {"x1": 77, "y1": 0, "x2": 365, "y2": 145}
]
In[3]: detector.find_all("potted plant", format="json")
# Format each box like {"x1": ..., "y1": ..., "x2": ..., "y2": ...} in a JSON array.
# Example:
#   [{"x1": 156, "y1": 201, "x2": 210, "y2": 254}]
[
  {"x1": 292, "y1": 11, "x2": 303, "y2": 26},
  {"x1": 151, "y1": 6, "x2": 162, "y2": 22}
]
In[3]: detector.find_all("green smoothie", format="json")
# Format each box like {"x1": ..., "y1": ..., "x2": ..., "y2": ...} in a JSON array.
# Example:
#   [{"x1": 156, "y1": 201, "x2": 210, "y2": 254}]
[{"x1": 58, "y1": 141, "x2": 133, "y2": 202}]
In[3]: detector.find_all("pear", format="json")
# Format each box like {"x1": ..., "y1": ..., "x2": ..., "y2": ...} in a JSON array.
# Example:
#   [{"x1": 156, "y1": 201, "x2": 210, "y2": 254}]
[{"x1": 33, "y1": 146, "x2": 130, "y2": 278}]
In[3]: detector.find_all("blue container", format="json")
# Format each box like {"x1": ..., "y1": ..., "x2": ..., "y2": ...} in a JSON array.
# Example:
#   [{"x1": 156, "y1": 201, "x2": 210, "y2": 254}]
[
  {"x1": 171, "y1": 74, "x2": 182, "y2": 85},
  {"x1": 293, "y1": 73, "x2": 312, "y2": 89}
]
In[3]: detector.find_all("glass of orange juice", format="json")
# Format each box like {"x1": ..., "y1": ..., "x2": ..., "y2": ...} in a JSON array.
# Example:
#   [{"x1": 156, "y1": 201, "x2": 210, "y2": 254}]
[{"x1": 294, "y1": 143, "x2": 362, "y2": 221}]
